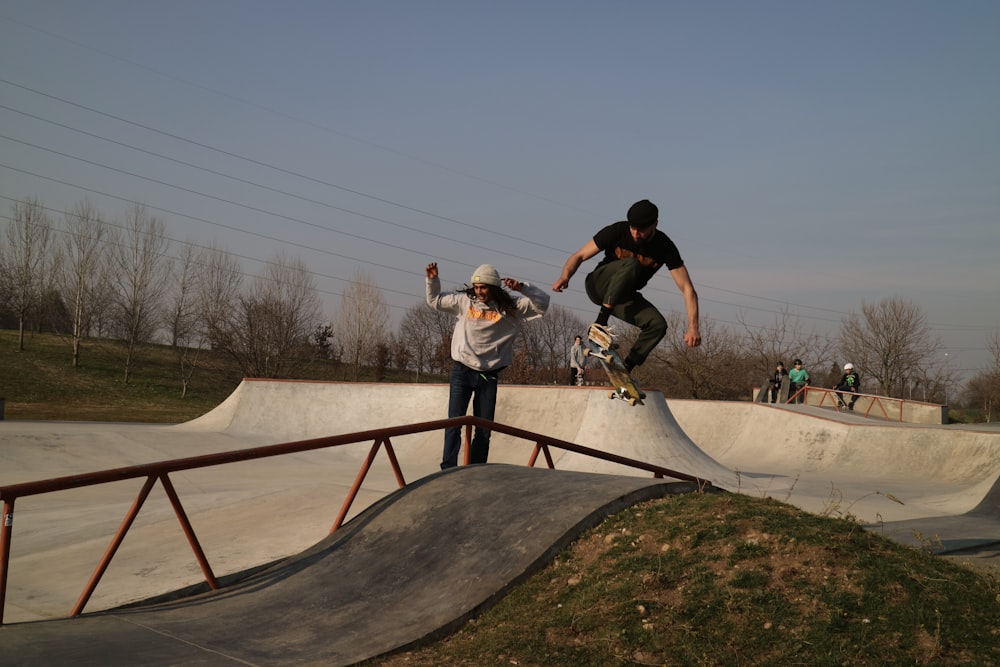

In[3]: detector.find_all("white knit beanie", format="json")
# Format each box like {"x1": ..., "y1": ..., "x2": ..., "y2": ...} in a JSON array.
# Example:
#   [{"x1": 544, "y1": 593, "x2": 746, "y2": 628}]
[{"x1": 471, "y1": 264, "x2": 501, "y2": 287}]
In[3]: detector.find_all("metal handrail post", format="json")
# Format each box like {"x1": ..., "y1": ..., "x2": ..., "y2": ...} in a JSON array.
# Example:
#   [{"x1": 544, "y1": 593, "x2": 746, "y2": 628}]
[
  {"x1": 160, "y1": 473, "x2": 219, "y2": 591},
  {"x1": 71, "y1": 475, "x2": 157, "y2": 617},
  {"x1": 462, "y1": 423, "x2": 472, "y2": 465},
  {"x1": 870, "y1": 397, "x2": 891, "y2": 421},
  {"x1": 0, "y1": 498, "x2": 14, "y2": 625},
  {"x1": 330, "y1": 438, "x2": 387, "y2": 534},
  {"x1": 381, "y1": 438, "x2": 407, "y2": 489},
  {"x1": 527, "y1": 443, "x2": 555, "y2": 469}
]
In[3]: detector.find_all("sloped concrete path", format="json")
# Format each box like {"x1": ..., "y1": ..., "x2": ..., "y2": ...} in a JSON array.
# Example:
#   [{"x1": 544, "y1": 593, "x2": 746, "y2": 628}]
[{"x1": 0, "y1": 465, "x2": 704, "y2": 666}]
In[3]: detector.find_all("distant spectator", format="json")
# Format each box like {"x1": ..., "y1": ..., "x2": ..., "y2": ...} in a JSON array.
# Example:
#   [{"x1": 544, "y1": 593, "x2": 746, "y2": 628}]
[
  {"x1": 788, "y1": 359, "x2": 810, "y2": 404},
  {"x1": 569, "y1": 335, "x2": 587, "y2": 386},
  {"x1": 768, "y1": 361, "x2": 788, "y2": 403},
  {"x1": 834, "y1": 362, "x2": 860, "y2": 411}
]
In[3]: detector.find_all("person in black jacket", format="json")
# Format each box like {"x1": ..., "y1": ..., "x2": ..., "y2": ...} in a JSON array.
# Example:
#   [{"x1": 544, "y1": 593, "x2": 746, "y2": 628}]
[
  {"x1": 768, "y1": 361, "x2": 788, "y2": 403},
  {"x1": 552, "y1": 199, "x2": 701, "y2": 373},
  {"x1": 834, "y1": 363, "x2": 860, "y2": 410}
]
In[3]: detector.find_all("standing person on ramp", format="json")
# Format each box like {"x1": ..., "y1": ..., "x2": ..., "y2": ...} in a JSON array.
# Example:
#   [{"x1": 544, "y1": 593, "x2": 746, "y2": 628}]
[
  {"x1": 569, "y1": 335, "x2": 587, "y2": 385},
  {"x1": 552, "y1": 199, "x2": 701, "y2": 373},
  {"x1": 426, "y1": 262, "x2": 550, "y2": 469}
]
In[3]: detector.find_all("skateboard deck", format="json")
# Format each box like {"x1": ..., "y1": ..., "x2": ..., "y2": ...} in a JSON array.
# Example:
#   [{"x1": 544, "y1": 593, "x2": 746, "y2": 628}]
[{"x1": 585, "y1": 325, "x2": 645, "y2": 406}]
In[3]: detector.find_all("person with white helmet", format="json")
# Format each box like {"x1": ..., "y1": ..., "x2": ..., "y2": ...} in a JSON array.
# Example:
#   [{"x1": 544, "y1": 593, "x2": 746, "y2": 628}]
[
  {"x1": 425, "y1": 261, "x2": 550, "y2": 468},
  {"x1": 834, "y1": 362, "x2": 861, "y2": 410}
]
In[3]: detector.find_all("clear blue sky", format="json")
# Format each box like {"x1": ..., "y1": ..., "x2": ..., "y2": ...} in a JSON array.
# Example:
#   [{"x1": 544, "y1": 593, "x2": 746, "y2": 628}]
[{"x1": 1, "y1": 1, "x2": 997, "y2": 378}]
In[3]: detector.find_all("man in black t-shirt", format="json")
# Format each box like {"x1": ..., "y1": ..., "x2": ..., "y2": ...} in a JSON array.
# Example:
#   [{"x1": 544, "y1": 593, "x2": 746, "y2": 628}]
[{"x1": 552, "y1": 199, "x2": 701, "y2": 372}]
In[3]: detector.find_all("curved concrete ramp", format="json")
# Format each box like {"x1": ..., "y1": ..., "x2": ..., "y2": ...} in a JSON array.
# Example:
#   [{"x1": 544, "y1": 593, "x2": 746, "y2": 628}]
[
  {"x1": 671, "y1": 400, "x2": 1000, "y2": 518},
  {"x1": 0, "y1": 382, "x2": 727, "y2": 625},
  {"x1": 4, "y1": 381, "x2": 999, "y2": 624},
  {"x1": 670, "y1": 400, "x2": 1000, "y2": 562},
  {"x1": 1, "y1": 465, "x2": 705, "y2": 666},
  {"x1": 172, "y1": 379, "x2": 736, "y2": 486}
]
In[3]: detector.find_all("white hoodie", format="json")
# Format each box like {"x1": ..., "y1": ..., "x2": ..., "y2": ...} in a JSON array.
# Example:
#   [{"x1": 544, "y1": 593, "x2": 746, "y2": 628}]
[{"x1": 426, "y1": 277, "x2": 549, "y2": 371}]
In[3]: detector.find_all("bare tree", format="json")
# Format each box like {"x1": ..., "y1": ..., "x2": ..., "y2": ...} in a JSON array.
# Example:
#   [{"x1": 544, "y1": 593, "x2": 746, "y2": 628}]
[
  {"x1": 166, "y1": 241, "x2": 203, "y2": 397},
  {"x1": 57, "y1": 200, "x2": 108, "y2": 367},
  {"x1": 961, "y1": 331, "x2": 1000, "y2": 421},
  {"x1": 312, "y1": 322, "x2": 336, "y2": 360},
  {"x1": 108, "y1": 203, "x2": 171, "y2": 383},
  {"x1": 516, "y1": 303, "x2": 588, "y2": 384},
  {"x1": 739, "y1": 305, "x2": 837, "y2": 383},
  {"x1": 336, "y1": 269, "x2": 389, "y2": 381},
  {"x1": 838, "y1": 297, "x2": 941, "y2": 397},
  {"x1": 397, "y1": 303, "x2": 454, "y2": 380},
  {"x1": 647, "y1": 313, "x2": 752, "y2": 399},
  {"x1": 0, "y1": 197, "x2": 52, "y2": 350},
  {"x1": 214, "y1": 253, "x2": 321, "y2": 378},
  {"x1": 197, "y1": 243, "x2": 244, "y2": 351},
  {"x1": 388, "y1": 332, "x2": 412, "y2": 373}
]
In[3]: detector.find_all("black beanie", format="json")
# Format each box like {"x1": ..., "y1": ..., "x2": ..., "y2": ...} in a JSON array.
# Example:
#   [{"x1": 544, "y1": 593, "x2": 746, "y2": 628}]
[{"x1": 627, "y1": 199, "x2": 658, "y2": 228}]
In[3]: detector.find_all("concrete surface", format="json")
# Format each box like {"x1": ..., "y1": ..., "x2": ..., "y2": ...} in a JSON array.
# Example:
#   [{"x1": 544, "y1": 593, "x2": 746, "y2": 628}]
[
  {"x1": 1, "y1": 380, "x2": 999, "y2": 663},
  {"x1": 0, "y1": 465, "x2": 703, "y2": 667}
]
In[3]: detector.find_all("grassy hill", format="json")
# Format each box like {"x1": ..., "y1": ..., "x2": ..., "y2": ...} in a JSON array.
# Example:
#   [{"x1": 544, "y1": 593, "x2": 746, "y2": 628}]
[
  {"x1": 0, "y1": 329, "x2": 432, "y2": 422},
  {"x1": 366, "y1": 492, "x2": 1000, "y2": 666},
  {"x1": 3, "y1": 330, "x2": 998, "y2": 665}
]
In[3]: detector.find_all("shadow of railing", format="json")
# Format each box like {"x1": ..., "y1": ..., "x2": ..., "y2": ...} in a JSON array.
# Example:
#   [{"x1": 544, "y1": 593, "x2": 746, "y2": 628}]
[{"x1": 0, "y1": 415, "x2": 711, "y2": 625}]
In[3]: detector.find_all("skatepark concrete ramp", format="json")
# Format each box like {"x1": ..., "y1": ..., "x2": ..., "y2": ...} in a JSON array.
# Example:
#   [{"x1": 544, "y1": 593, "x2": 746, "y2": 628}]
[
  {"x1": 0, "y1": 466, "x2": 704, "y2": 666},
  {"x1": 173, "y1": 379, "x2": 740, "y2": 487},
  {"x1": 1, "y1": 380, "x2": 998, "y2": 636}
]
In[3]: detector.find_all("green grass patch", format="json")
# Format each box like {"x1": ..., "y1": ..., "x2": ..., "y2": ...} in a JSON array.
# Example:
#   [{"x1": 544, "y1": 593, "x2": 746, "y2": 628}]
[
  {"x1": 0, "y1": 329, "x2": 439, "y2": 422},
  {"x1": 366, "y1": 493, "x2": 1000, "y2": 666}
]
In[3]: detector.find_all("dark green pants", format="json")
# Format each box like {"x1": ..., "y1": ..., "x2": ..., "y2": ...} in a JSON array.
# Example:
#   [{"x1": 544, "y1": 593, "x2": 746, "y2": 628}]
[{"x1": 585, "y1": 258, "x2": 667, "y2": 367}]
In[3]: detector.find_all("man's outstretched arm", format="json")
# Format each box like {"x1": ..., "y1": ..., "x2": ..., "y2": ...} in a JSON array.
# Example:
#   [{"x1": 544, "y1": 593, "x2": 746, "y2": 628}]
[
  {"x1": 670, "y1": 265, "x2": 701, "y2": 348},
  {"x1": 552, "y1": 239, "x2": 600, "y2": 292}
]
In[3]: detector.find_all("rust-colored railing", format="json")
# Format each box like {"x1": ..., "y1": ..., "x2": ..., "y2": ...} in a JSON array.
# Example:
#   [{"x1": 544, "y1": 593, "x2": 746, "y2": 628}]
[
  {"x1": 0, "y1": 415, "x2": 709, "y2": 625},
  {"x1": 789, "y1": 386, "x2": 903, "y2": 421}
]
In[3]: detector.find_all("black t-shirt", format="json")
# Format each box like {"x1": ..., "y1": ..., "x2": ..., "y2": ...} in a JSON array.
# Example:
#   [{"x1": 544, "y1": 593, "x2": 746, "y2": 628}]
[{"x1": 592, "y1": 220, "x2": 684, "y2": 291}]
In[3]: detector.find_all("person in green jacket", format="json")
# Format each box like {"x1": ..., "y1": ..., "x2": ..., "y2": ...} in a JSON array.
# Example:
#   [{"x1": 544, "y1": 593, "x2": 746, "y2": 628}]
[{"x1": 788, "y1": 359, "x2": 810, "y2": 404}]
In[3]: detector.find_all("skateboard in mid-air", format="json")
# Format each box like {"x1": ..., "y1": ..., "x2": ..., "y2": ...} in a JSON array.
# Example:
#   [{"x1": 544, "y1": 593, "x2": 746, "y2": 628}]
[{"x1": 585, "y1": 324, "x2": 645, "y2": 406}]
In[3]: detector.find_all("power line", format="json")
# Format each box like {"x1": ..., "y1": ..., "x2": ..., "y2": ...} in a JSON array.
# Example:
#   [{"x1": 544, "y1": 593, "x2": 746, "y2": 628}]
[
  {"x1": 0, "y1": 103, "x2": 560, "y2": 265},
  {"x1": 0, "y1": 79, "x2": 883, "y2": 324},
  {"x1": 0, "y1": 78, "x2": 573, "y2": 255}
]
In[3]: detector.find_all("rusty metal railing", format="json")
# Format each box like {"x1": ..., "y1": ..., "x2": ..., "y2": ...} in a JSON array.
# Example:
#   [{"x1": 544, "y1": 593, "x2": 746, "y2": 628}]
[
  {"x1": 789, "y1": 386, "x2": 901, "y2": 421},
  {"x1": 0, "y1": 415, "x2": 709, "y2": 625}
]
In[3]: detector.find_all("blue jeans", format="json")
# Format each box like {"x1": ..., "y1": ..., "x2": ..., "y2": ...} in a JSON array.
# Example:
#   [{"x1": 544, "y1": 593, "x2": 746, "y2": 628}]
[{"x1": 441, "y1": 362, "x2": 500, "y2": 469}]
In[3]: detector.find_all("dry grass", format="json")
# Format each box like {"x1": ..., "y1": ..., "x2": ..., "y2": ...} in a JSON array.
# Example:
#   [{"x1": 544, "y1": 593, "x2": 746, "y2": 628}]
[
  {"x1": 368, "y1": 493, "x2": 1000, "y2": 666},
  {"x1": 0, "y1": 329, "x2": 430, "y2": 422}
]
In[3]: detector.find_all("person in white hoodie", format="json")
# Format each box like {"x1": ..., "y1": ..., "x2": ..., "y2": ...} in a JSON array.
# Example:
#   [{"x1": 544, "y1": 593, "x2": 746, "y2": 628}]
[{"x1": 425, "y1": 262, "x2": 550, "y2": 469}]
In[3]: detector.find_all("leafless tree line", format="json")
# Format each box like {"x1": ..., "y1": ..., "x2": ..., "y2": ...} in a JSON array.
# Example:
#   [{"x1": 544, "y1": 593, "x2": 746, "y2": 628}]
[{"x1": 2, "y1": 197, "x2": 996, "y2": 415}]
